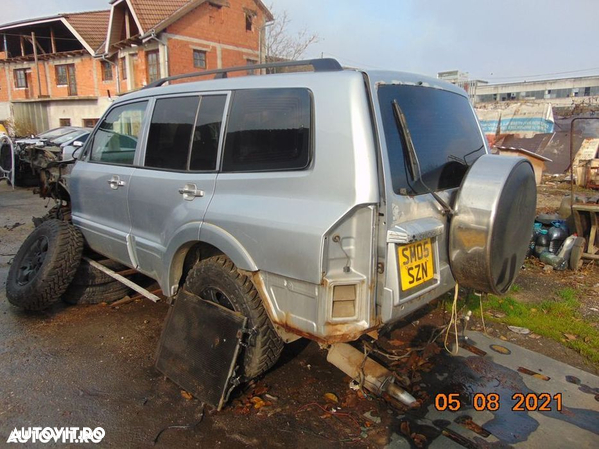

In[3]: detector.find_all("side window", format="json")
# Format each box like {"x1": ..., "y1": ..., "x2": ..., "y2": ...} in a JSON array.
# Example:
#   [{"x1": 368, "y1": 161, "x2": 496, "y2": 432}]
[
  {"x1": 189, "y1": 95, "x2": 226, "y2": 171},
  {"x1": 222, "y1": 89, "x2": 311, "y2": 172},
  {"x1": 145, "y1": 96, "x2": 200, "y2": 170},
  {"x1": 90, "y1": 101, "x2": 148, "y2": 165}
]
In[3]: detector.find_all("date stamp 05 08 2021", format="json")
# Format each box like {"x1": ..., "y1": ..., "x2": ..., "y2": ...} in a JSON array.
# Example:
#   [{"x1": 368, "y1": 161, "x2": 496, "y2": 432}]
[{"x1": 434, "y1": 393, "x2": 563, "y2": 412}]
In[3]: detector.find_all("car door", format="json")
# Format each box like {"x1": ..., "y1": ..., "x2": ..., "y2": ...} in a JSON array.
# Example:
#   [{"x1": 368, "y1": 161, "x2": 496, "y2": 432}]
[
  {"x1": 70, "y1": 100, "x2": 149, "y2": 266},
  {"x1": 127, "y1": 92, "x2": 229, "y2": 282}
]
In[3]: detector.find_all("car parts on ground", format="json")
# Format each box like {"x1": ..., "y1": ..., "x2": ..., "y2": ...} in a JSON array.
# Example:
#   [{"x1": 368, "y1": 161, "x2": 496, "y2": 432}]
[
  {"x1": 156, "y1": 290, "x2": 248, "y2": 410},
  {"x1": 0, "y1": 135, "x2": 15, "y2": 187}
]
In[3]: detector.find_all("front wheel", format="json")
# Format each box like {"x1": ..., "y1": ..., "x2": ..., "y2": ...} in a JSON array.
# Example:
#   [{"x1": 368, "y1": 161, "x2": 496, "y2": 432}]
[{"x1": 183, "y1": 256, "x2": 284, "y2": 380}]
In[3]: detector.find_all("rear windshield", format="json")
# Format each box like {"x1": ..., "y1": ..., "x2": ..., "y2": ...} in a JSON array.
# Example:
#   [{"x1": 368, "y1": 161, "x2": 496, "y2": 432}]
[{"x1": 378, "y1": 84, "x2": 485, "y2": 195}]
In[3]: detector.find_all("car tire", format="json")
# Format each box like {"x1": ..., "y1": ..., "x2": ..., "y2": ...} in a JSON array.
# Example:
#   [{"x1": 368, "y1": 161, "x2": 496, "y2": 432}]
[
  {"x1": 62, "y1": 281, "x2": 131, "y2": 305},
  {"x1": 6, "y1": 219, "x2": 83, "y2": 311},
  {"x1": 70, "y1": 258, "x2": 128, "y2": 286},
  {"x1": 183, "y1": 255, "x2": 284, "y2": 380}
]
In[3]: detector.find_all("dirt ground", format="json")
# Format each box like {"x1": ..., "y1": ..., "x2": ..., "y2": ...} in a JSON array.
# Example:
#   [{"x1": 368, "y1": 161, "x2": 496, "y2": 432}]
[{"x1": 0, "y1": 181, "x2": 597, "y2": 447}]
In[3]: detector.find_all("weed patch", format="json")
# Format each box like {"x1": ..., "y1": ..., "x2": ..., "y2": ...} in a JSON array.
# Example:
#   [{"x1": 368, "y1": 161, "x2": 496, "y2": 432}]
[{"x1": 456, "y1": 288, "x2": 599, "y2": 365}]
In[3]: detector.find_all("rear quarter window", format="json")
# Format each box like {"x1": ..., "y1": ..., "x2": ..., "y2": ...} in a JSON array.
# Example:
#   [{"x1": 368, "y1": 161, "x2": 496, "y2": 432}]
[{"x1": 222, "y1": 88, "x2": 311, "y2": 172}]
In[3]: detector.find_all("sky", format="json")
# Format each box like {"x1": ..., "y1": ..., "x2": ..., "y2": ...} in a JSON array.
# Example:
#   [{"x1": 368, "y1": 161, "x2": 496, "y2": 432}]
[{"x1": 3, "y1": 0, "x2": 599, "y2": 83}]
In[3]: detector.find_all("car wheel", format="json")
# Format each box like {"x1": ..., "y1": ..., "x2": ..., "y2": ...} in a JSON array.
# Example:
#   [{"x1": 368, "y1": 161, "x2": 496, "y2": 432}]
[
  {"x1": 6, "y1": 219, "x2": 83, "y2": 311},
  {"x1": 183, "y1": 255, "x2": 284, "y2": 380},
  {"x1": 62, "y1": 281, "x2": 131, "y2": 305}
]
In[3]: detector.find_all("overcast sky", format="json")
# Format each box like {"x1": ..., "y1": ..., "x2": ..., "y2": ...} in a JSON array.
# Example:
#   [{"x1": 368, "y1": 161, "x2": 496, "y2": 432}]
[{"x1": 3, "y1": 0, "x2": 598, "y2": 83}]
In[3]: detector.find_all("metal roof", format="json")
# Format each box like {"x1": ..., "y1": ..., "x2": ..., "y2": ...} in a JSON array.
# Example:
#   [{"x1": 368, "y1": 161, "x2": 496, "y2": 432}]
[{"x1": 495, "y1": 146, "x2": 553, "y2": 162}]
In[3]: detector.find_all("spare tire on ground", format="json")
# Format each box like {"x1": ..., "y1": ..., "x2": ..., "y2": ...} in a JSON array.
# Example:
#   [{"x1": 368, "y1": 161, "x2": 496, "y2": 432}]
[
  {"x1": 70, "y1": 258, "x2": 128, "y2": 286},
  {"x1": 449, "y1": 155, "x2": 537, "y2": 295},
  {"x1": 62, "y1": 281, "x2": 131, "y2": 305},
  {"x1": 6, "y1": 219, "x2": 83, "y2": 311}
]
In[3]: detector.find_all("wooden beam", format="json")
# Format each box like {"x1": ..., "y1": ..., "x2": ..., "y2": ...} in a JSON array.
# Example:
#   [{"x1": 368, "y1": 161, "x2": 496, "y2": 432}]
[
  {"x1": 50, "y1": 27, "x2": 56, "y2": 53},
  {"x1": 83, "y1": 257, "x2": 161, "y2": 302},
  {"x1": 125, "y1": 10, "x2": 131, "y2": 39},
  {"x1": 24, "y1": 36, "x2": 45, "y2": 54},
  {"x1": 32, "y1": 32, "x2": 43, "y2": 97},
  {"x1": 20, "y1": 36, "x2": 25, "y2": 57}
]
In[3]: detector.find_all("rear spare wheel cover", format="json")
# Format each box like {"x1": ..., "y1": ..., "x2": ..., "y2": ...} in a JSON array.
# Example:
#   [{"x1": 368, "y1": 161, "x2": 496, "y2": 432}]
[{"x1": 449, "y1": 154, "x2": 536, "y2": 294}]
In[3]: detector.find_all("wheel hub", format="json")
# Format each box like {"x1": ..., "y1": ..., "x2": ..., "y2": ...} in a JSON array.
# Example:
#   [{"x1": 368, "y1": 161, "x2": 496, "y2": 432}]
[
  {"x1": 16, "y1": 236, "x2": 49, "y2": 286},
  {"x1": 200, "y1": 287, "x2": 235, "y2": 311}
]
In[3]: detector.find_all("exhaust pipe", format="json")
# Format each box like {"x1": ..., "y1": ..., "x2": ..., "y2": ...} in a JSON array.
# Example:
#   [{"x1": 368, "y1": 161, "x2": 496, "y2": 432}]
[{"x1": 327, "y1": 343, "x2": 418, "y2": 407}]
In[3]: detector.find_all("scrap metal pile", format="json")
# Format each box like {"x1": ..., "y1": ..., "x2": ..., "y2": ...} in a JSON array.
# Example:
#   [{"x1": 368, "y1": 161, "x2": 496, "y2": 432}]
[{"x1": 0, "y1": 127, "x2": 90, "y2": 195}]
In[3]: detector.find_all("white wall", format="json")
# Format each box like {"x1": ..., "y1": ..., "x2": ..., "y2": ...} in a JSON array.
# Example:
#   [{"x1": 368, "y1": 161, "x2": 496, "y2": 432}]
[
  {"x1": 45, "y1": 97, "x2": 113, "y2": 129},
  {"x1": 0, "y1": 102, "x2": 11, "y2": 122}
]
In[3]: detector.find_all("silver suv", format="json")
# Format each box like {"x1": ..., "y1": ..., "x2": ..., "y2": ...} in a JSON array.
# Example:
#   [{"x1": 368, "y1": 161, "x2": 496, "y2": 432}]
[{"x1": 10, "y1": 59, "x2": 537, "y2": 384}]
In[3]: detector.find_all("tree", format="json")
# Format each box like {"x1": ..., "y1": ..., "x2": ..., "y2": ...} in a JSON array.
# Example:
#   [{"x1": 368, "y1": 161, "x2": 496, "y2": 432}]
[{"x1": 264, "y1": 8, "x2": 318, "y2": 62}]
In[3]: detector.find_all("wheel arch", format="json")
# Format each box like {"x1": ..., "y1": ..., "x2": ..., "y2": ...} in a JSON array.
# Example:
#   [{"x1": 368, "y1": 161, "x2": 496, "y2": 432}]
[{"x1": 165, "y1": 223, "x2": 259, "y2": 296}]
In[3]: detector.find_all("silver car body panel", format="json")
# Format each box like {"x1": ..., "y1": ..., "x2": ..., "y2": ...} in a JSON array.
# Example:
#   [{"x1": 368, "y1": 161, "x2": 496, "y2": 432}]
[
  {"x1": 366, "y1": 71, "x2": 489, "y2": 325},
  {"x1": 69, "y1": 68, "x2": 488, "y2": 342}
]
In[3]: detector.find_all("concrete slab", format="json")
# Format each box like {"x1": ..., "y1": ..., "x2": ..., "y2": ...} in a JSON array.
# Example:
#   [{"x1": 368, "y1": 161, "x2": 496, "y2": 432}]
[{"x1": 386, "y1": 331, "x2": 599, "y2": 448}]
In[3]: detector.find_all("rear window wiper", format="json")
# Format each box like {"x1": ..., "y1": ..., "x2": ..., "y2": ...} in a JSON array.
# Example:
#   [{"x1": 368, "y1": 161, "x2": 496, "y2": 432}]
[
  {"x1": 392, "y1": 100, "x2": 420, "y2": 180},
  {"x1": 391, "y1": 99, "x2": 454, "y2": 217}
]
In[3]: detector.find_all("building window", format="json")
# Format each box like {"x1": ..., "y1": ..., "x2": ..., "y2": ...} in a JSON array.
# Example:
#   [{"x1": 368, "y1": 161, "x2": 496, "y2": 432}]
[
  {"x1": 59, "y1": 118, "x2": 71, "y2": 127},
  {"x1": 120, "y1": 58, "x2": 127, "y2": 80},
  {"x1": 146, "y1": 50, "x2": 160, "y2": 83},
  {"x1": 14, "y1": 69, "x2": 27, "y2": 88},
  {"x1": 193, "y1": 50, "x2": 206, "y2": 69},
  {"x1": 246, "y1": 58, "x2": 257, "y2": 75},
  {"x1": 83, "y1": 118, "x2": 99, "y2": 128},
  {"x1": 55, "y1": 64, "x2": 77, "y2": 96},
  {"x1": 55, "y1": 65, "x2": 68, "y2": 86},
  {"x1": 245, "y1": 13, "x2": 254, "y2": 31},
  {"x1": 101, "y1": 61, "x2": 113, "y2": 81}
]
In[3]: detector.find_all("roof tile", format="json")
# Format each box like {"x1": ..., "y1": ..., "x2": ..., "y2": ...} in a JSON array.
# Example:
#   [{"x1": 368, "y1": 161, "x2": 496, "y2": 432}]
[
  {"x1": 129, "y1": 0, "x2": 191, "y2": 32},
  {"x1": 62, "y1": 10, "x2": 111, "y2": 52}
]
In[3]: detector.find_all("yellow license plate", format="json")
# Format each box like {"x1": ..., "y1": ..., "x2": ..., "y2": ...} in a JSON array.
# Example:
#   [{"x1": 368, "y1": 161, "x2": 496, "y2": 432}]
[{"x1": 398, "y1": 239, "x2": 434, "y2": 291}]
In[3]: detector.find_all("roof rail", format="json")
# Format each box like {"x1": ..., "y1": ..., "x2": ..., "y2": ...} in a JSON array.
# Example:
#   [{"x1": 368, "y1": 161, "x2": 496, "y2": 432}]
[{"x1": 143, "y1": 58, "x2": 343, "y2": 89}]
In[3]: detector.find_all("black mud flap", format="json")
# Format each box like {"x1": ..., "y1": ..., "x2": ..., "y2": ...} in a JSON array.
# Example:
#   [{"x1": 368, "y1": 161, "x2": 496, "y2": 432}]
[{"x1": 156, "y1": 290, "x2": 247, "y2": 410}]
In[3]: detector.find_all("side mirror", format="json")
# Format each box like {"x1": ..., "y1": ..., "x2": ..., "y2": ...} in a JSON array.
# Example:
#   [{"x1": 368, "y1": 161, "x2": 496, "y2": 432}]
[
  {"x1": 73, "y1": 140, "x2": 84, "y2": 148},
  {"x1": 71, "y1": 146, "x2": 83, "y2": 160}
]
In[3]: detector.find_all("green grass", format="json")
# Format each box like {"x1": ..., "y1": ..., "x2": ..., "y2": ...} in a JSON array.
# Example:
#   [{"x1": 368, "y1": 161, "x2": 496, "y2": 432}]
[{"x1": 457, "y1": 288, "x2": 599, "y2": 365}]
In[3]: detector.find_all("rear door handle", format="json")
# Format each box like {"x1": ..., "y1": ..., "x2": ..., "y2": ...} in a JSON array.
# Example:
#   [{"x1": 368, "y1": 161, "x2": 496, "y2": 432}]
[
  {"x1": 178, "y1": 183, "x2": 204, "y2": 201},
  {"x1": 107, "y1": 175, "x2": 125, "y2": 190}
]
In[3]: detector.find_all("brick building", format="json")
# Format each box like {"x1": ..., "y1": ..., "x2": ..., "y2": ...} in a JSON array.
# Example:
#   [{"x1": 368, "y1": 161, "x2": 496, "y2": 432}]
[{"x1": 0, "y1": 0, "x2": 272, "y2": 133}]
